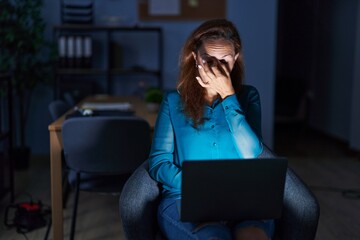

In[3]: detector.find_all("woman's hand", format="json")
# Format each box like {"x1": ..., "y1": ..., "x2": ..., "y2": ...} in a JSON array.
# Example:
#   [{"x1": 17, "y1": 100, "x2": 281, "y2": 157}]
[{"x1": 196, "y1": 57, "x2": 235, "y2": 99}]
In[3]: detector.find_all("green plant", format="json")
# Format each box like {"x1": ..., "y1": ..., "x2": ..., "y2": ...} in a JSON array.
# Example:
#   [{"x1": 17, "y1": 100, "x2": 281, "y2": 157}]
[
  {"x1": 0, "y1": 0, "x2": 54, "y2": 149},
  {"x1": 144, "y1": 87, "x2": 163, "y2": 104}
]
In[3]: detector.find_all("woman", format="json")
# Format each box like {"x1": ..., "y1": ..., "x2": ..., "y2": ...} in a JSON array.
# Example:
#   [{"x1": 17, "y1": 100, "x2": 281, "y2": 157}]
[{"x1": 148, "y1": 19, "x2": 273, "y2": 240}]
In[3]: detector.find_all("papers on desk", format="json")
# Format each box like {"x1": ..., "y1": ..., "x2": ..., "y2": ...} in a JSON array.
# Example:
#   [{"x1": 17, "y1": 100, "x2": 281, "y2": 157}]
[{"x1": 81, "y1": 102, "x2": 132, "y2": 111}]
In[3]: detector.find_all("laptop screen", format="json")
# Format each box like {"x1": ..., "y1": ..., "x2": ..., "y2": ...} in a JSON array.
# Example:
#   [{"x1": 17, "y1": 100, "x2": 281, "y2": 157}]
[{"x1": 180, "y1": 158, "x2": 288, "y2": 222}]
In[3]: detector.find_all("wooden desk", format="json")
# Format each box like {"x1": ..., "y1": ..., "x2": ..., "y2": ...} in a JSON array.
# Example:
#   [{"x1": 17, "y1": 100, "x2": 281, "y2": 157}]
[{"x1": 48, "y1": 95, "x2": 157, "y2": 240}]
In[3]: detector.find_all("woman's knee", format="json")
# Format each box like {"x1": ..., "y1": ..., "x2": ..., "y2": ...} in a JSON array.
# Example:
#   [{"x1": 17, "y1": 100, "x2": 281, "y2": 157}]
[
  {"x1": 233, "y1": 219, "x2": 274, "y2": 240},
  {"x1": 157, "y1": 198, "x2": 197, "y2": 239},
  {"x1": 194, "y1": 222, "x2": 232, "y2": 240}
]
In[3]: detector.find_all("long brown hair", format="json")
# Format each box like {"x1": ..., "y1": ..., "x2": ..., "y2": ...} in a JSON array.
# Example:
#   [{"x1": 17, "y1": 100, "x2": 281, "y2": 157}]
[{"x1": 177, "y1": 19, "x2": 245, "y2": 127}]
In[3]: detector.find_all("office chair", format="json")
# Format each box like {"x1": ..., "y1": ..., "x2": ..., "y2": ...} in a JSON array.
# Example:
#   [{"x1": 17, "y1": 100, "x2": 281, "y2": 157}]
[
  {"x1": 63, "y1": 92, "x2": 76, "y2": 106},
  {"x1": 62, "y1": 116, "x2": 151, "y2": 240},
  {"x1": 48, "y1": 99, "x2": 70, "y2": 121},
  {"x1": 119, "y1": 86, "x2": 320, "y2": 240}
]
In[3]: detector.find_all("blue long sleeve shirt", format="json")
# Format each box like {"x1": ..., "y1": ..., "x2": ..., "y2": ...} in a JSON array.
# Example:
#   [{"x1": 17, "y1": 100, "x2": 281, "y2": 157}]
[{"x1": 148, "y1": 85, "x2": 263, "y2": 198}]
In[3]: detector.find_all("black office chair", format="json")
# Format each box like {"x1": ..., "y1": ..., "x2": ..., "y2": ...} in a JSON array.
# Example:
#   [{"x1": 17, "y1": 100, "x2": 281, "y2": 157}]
[
  {"x1": 63, "y1": 92, "x2": 76, "y2": 106},
  {"x1": 62, "y1": 116, "x2": 151, "y2": 240},
  {"x1": 48, "y1": 99, "x2": 70, "y2": 121}
]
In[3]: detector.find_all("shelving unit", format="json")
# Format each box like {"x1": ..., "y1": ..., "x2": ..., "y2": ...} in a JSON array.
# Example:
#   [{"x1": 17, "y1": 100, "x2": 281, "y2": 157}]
[
  {"x1": 0, "y1": 73, "x2": 14, "y2": 202},
  {"x1": 53, "y1": 24, "x2": 163, "y2": 99}
]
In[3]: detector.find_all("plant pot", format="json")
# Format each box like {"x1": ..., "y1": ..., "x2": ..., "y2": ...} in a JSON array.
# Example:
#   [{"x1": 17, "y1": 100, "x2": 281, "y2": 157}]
[
  {"x1": 146, "y1": 103, "x2": 160, "y2": 113},
  {"x1": 12, "y1": 147, "x2": 31, "y2": 170}
]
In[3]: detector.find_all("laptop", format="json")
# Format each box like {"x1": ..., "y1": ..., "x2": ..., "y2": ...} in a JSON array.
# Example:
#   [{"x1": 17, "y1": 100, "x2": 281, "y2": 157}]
[{"x1": 180, "y1": 158, "x2": 288, "y2": 222}]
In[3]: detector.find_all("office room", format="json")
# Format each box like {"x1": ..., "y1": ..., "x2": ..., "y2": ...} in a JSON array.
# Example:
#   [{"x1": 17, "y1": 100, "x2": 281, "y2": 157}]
[{"x1": 1, "y1": 0, "x2": 360, "y2": 239}]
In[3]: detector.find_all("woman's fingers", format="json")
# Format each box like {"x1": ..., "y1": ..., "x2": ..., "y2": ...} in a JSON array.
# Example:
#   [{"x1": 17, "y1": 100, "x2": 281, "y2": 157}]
[
  {"x1": 211, "y1": 59, "x2": 230, "y2": 77},
  {"x1": 198, "y1": 64, "x2": 214, "y2": 82},
  {"x1": 220, "y1": 62, "x2": 231, "y2": 77},
  {"x1": 196, "y1": 57, "x2": 234, "y2": 96},
  {"x1": 212, "y1": 64, "x2": 227, "y2": 78},
  {"x1": 199, "y1": 60, "x2": 229, "y2": 80},
  {"x1": 196, "y1": 76, "x2": 208, "y2": 87}
]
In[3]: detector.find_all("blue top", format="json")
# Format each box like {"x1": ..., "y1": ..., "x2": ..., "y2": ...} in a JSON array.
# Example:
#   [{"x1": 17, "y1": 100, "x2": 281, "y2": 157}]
[{"x1": 148, "y1": 85, "x2": 264, "y2": 198}]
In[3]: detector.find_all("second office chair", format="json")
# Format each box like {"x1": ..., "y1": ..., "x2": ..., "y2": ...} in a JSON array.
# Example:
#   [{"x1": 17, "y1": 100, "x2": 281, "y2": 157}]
[{"x1": 62, "y1": 116, "x2": 151, "y2": 240}]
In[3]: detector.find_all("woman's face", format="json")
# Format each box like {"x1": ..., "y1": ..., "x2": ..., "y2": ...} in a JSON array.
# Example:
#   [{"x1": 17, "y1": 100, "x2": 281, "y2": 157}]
[{"x1": 193, "y1": 38, "x2": 239, "y2": 72}]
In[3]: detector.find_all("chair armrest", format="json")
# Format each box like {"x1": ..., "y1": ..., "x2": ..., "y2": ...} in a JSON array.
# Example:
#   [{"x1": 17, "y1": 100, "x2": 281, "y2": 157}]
[
  {"x1": 278, "y1": 168, "x2": 320, "y2": 240},
  {"x1": 258, "y1": 143, "x2": 276, "y2": 158},
  {"x1": 258, "y1": 144, "x2": 320, "y2": 239},
  {"x1": 119, "y1": 160, "x2": 161, "y2": 240}
]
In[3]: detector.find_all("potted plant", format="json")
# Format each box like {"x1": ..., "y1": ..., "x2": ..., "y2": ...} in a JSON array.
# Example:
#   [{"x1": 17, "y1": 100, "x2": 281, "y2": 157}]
[
  {"x1": 144, "y1": 87, "x2": 163, "y2": 112},
  {"x1": 0, "y1": 0, "x2": 54, "y2": 169}
]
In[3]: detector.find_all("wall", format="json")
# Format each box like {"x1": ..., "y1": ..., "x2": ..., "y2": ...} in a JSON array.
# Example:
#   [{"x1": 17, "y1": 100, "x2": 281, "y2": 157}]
[
  {"x1": 275, "y1": 0, "x2": 314, "y2": 122},
  {"x1": 231, "y1": 0, "x2": 278, "y2": 147},
  {"x1": 349, "y1": 0, "x2": 360, "y2": 151},
  {"x1": 309, "y1": 0, "x2": 359, "y2": 145},
  {"x1": 27, "y1": 0, "x2": 278, "y2": 154},
  {"x1": 275, "y1": 0, "x2": 360, "y2": 151}
]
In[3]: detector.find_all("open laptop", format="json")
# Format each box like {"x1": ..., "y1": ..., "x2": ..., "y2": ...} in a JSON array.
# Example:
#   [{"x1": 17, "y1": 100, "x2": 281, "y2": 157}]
[{"x1": 180, "y1": 158, "x2": 288, "y2": 222}]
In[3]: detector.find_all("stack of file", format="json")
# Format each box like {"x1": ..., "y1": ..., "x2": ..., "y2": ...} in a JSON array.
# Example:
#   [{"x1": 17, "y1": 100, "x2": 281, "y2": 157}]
[{"x1": 61, "y1": 0, "x2": 93, "y2": 24}]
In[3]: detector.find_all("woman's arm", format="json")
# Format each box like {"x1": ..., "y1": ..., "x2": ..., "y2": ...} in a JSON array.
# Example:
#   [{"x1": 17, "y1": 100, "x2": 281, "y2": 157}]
[
  {"x1": 240, "y1": 86, "x2": 262, "y2": 139},
  {"x1": 221, "y1": 89, "x2": 263, "y2": 158},
  {"x1": 148, "y1": 93, "x2": 182, "y2": 191}
]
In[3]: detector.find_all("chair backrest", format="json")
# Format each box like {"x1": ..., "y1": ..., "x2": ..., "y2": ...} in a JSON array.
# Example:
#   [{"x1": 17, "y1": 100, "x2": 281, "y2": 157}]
[
  {"x1": 63, "y1": 92, "x2": 76, "y2": 106},
  {"x1": 62, "y1": 116, "x2": 151, "y2": 175},
  {"x1": 49, "y1": 99, "x2": 70, "y2": 121}
]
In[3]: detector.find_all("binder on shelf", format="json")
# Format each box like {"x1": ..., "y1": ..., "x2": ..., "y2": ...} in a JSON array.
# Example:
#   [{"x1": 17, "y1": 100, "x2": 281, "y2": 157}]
[
  {"x1": 66, "y1": 35, "x2": 75, "y2": 68},
  {"x1": 83, "y1": 36, "x2": 92, "y2": 68},
  {"x1": 75, "y1": 36, "x2": 83, "y2": 68},
  {"x1": 58, "y1": 36, "x2": 67, "y2": 68}
]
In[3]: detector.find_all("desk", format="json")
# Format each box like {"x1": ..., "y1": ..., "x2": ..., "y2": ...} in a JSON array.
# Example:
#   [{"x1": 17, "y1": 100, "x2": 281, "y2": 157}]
[{"x1": 48, "y1": 95, "x2": 157, "y2": 240}]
